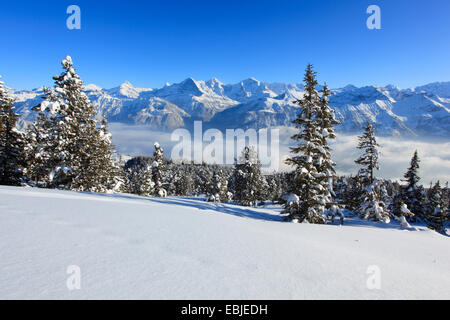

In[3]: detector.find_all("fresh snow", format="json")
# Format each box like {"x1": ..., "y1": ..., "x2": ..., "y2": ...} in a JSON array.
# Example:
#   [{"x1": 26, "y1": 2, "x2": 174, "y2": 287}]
[{"x1": 0, "y1": 186, "x2": 449, "y2": 299}]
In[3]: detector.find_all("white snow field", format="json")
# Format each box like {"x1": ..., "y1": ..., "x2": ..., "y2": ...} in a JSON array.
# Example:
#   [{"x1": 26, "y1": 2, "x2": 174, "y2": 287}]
[{"x1": 0, "y1": 186, "x2": 449, "y2": 300}]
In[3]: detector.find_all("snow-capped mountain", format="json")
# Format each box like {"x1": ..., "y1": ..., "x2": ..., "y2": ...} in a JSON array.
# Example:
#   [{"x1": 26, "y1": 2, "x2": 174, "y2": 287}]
[{"x1": 8, "y1": 78, "x2": 450, "y2": 137}]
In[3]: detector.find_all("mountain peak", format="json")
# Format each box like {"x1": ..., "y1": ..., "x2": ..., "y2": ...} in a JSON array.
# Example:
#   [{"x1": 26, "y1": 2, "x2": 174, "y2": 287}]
[
  {"x1": 84, "y1": 84, "x2": 102, "y2": 92},
  {"x1": 207, "y1": 77, "x2": 223, "y2": 85},
  {"x1": 242, "y1": 77, "x2": 260, "y2": 85},
  {"x1": 106, "y1": 81, "x2": 141, "y2": 98},
  {"x1": 120, "y1": 81, "x2": 134, "y2": 88},
  {"x1": 178, "y1": 77, "x2": 202, "y2": 94}
]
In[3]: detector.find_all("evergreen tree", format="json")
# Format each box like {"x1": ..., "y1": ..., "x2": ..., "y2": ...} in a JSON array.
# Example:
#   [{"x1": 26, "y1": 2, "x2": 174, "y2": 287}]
[
  {"x1": 400, "y1": 150, "x2": 425, "y2": 220},
  {"x1": 0, "y1": 76, "x2": 26, "y2": 186},
  {"x1": 266, "y1": 173, "x2": 284, "y2": 203},
  {"x1": 353, "y1": 122, "x2": 390, "y2": 222},
  {"x1": 25, "y1": 111, "x2": 54, "y2": 186},
  {"x1": 152, "y1": 142, "x2": 167, "y2": 197},
  {"x1": 34, "y1": 56, "x2": 117, "y2": 192},
  {"x1": 393, "y1": 199, "x2": 415, "y2": 229},
  {"x1": 208, "y1": 169, "x2": 230, "y2": 202},
  {"x1": 355, "y1": 122, "x2": 380, "y2": 186},
  {"x1": 74, "y1": 119, "x2": 119, "y2": 192},
  {"x1": 121, "y1": 159, "x2": 154, "y2": 196},
  {"x1": 231, "y1": 146, "x2": 267, "y2": 206},
  {"x1": 316, "y1": 84, "x2": 340, "y2": 197},
  {"x1": 140, "y1": 165, "x2": 155, "y2": 196},
  {"x1": 174, "y1": 169, "x2": 194, "y2": 196},
  {"x1": 357, "y1": 181, "x2": 390, "y2": 223},
  {"x1": 283, "y1": 65, "x2": 338, "y2": 223},
  {"x1": 426, "y1": 181, "x2": 447, "y2": 233},
  {"x1": 342, "y1": 175, "x2": 363, "y2": 211}
]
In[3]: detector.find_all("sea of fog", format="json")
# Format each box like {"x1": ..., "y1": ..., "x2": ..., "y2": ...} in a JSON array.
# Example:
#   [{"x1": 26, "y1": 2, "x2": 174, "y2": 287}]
[{"x1": 109, "y1": 123, "x2": 450, "y2": 185}]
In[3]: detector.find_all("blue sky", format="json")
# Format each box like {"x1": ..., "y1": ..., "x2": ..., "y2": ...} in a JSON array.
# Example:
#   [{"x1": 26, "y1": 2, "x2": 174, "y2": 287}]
[{"x1": 1, "y1": 0, "x2": 449, "y2": 90}]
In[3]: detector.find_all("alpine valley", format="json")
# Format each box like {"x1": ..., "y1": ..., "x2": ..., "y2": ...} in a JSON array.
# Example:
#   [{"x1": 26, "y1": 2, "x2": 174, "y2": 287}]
[{"x1": 8, "y1": 78, "x2": 450, "y2": 137}]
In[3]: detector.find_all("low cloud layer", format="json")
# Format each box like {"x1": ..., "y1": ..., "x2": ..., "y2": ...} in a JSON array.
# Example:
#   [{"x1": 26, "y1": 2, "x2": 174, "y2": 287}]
[{"x1": 109, "y1": 123, "x2": 450, "y2": 185}]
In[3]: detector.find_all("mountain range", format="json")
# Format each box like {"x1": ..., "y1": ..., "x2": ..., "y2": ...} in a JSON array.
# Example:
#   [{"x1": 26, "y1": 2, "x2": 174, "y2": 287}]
[{"x1": 8, "y1": 78, "x2": 450, "y2": 137}]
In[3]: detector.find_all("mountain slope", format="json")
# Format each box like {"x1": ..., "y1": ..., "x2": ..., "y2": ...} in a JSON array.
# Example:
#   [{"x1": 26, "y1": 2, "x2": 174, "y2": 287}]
[{"x1": 1, "y1": 186, "x2": 449, "y2": 299}]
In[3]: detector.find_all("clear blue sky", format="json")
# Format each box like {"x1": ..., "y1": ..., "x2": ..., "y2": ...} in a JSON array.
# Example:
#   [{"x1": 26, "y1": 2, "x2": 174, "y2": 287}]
[{"x1": 1, "y1": 0, "x2": 449, "y2": 90}]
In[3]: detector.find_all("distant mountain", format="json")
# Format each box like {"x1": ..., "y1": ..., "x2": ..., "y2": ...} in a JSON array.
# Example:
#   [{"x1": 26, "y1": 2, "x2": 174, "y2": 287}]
[{"x1": 8, "y1": 78, "x2": 450, "y2": 137}]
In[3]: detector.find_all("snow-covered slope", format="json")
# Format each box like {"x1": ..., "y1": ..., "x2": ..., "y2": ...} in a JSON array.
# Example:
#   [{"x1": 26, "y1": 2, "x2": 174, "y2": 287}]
[
  {"x1": 0, "y1": 186, "x2": 449, "y2": 299},
  {"x1": 8, "y1": 79, "x2": 450, "y2": 137}
]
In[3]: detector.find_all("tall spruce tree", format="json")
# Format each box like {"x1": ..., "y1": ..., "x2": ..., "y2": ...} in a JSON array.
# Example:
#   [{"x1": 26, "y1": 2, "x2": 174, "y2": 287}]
[
  {"x1": 34, "y1": 56, "x2": 117, "y2": 191},
  {"x1": 400, "y1": 150, "x2": 425, "y2": 220},
  {"x1": 354, "y1": 122, "x2": 389, "y2": 222},
  {"x1": 283, "y1": 65, "x2": 338, "y2": 223},
  {"x1": 152, "y1": 142, "x2": 167, "y2": 197},
  {"x1": 0, "y1": 76, "x2": 26, "y2": 186},
  {"x1": 355, "y1": 121, "x2": 380, "y2": 186},
  {"x1": 316, "y1": 84, "x2": 340, "y2": 211}
]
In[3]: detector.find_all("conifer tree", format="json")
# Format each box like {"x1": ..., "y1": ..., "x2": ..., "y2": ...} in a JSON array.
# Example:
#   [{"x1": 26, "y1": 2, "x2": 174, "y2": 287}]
[
  {"x1": 152, "y1": 142, "x2": 166, "y2": 197},
  {"x1": 357, "y1": 181, "x2": 390, "y2": 223},
  {"x1": 266, "y1": 173, "x2": 284, "y2": 203},
  {"x1": 25, "y1": 111, "x2": 54, "y2": 186},
  {"x1": 355, "y1": 121, "x2": 380, "y2": 186},
  {"x1": 283, "y1": 65, "x2": 338, "y2": 223},
  {"x1": 353, "y1": 124, "x2": 390, "y2": 222},
  {"x1": 426, "y1": 181, "x2": 447, "y2": 233},
  {"x1": 316, "y1": 84, "x2": 341, "y2": 211},
  {"x1": 342, "y1": 175, "x2": 363, "y2": 211},
  {"x1": 400, "y1": 150, "x2": 425, "y2": 220},
  {"x1": 140, "y1": 165, "x2": 155, "y2": 196},
  {"x1": 231, "y1": 146, "x2": 266, "y2": 206},
  {"x1": 393, "y1": 199, "x2": 415, "y2": 229},
  {"x1": 34, "y1": 56, "x2": 117, "y2": 192},
  {"x1": 174, "y1": 169, "x2": 194, "y2": 196},
  {"x1": 208, "y1": 170, "x2": 230, "y2": 202},
  {"x1": 87, "y1": 119, "x2": 120, "y2": 192},
  {"x1": 0, "y1": 76, "x2": 26, "y2": 186}
]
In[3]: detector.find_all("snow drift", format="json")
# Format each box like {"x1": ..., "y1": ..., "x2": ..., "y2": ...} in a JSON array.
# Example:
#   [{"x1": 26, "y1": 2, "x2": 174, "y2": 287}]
[{"x1": 0, "y1": 186, "x2": 449, "y2": 299}]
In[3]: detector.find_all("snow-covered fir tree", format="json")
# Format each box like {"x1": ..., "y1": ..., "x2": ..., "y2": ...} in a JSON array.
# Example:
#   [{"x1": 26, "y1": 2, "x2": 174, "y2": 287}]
[
  {"x1": 380, "y1": 181, "x2": 393, "y2": 212},
  {"x1": 77, "y1": 119, "x2": 119, "y2": 192},
  {"x1": 0, "y1": 76, "x2": 26, "y2": 186},
  {"x1": 426, "y1": 181, "x2": 447, "y2": 233},
  {"x1": 357, "y1": 181, "x2": 390, "y2": 223},
  {"x1": 173, "y1": 168, "x2": 194, "y2": 196},
  {"x1": 152, "y1": 142, "x2": 167, "y2": 197},
  {"x1": 33, "y1": 56, "x2": 117, "y2": 192},
  {"x1": 316, "y1": 84, "x2": 340, "y2": 198},
  {"x1": 393, "y1": 199, "x2": 415, "y2": 229},
  {"x1": 353, "y1": 122, "x2": 390, "y2": 222},
  {"x1": 231, "y1": 146, "x2": 267, "y2": 206},
  {"x1": 140, "y1": 165, "x2": 155, "y2": 196},
  {"x1": 266, "y1": 173, "x2": 285, "y2": 203},
  {"x1": 355, "y1": 121, "x2": 380, "y2": 186},
  {"x1": 208, "y1": 169, "x2": 231, "y2": 202},
  {"x1": 25, "y1": 111, "x2": 55, "y2": 186},
  {"x1": 399, "y1": 150, "x2": 425, "y2": 220},
  {"x1": 283, "y1": 65, "x2": 339, "y2": 223}
]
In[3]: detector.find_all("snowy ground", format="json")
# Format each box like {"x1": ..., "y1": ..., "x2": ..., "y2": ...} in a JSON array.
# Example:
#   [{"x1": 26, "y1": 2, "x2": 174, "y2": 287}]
[{"x1": 0, "y1": 186, "x2": 449, "y2": 300}]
